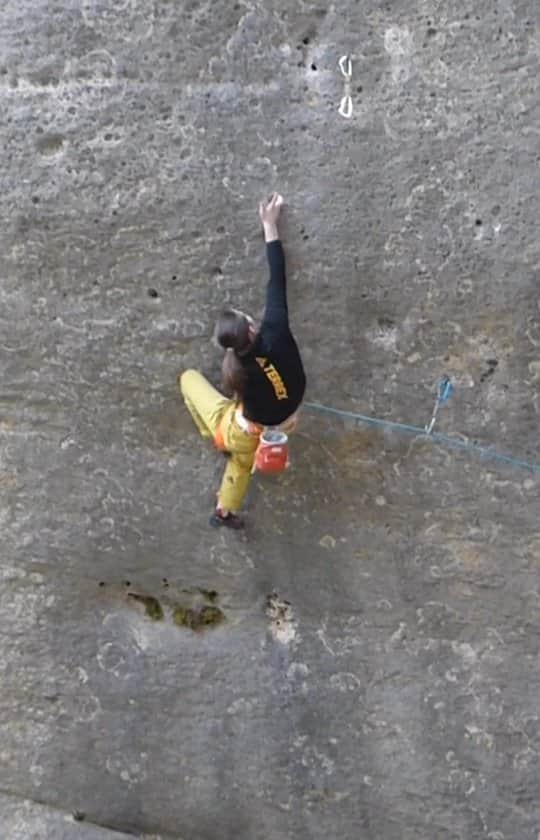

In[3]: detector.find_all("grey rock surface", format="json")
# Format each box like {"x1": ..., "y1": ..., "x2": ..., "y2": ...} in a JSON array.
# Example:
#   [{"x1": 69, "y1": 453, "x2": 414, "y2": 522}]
[
  {"x1": 1, "y1": 0, "x2": 539, "y2": 838},
  {"x1": 0, "y1": 793, "x2": 151, "y2": 840}
]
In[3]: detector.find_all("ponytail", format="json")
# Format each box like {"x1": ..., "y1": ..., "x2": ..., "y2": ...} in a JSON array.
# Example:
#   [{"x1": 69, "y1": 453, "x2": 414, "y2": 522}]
[
  {"x1": 215, "y1": 309, "x2": 251, "y2": 355},
  {"x1": 221, "y1": 348, "x2": 247, "y2": 399}
]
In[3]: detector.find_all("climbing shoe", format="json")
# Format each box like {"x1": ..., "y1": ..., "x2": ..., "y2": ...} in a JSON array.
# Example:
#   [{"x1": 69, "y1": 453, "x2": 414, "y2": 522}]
[{"x1": 209, "y1": 509, "x2": 244, "y2": 530}]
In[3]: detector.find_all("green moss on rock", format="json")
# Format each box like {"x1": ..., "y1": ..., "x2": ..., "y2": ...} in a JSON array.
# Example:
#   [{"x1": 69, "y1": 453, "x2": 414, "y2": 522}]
[
  {"x1": 172, "y1": 603, "x2": 225, "y2": 631},
  {"x1": 128, "y1": 593, "x2": 164, "y2": 621},
  {"x1": 197, "y1": 605, "x2": 225, "y2": 627},
  {"x1": 172, "y1": 605, "x2": 196, "y2": 629}
]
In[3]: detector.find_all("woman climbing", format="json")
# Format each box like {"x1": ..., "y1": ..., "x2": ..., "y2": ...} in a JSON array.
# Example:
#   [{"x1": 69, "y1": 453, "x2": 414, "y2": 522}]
[{"x1": 178, "y1": 192, "x2": 306, "y2": 529}]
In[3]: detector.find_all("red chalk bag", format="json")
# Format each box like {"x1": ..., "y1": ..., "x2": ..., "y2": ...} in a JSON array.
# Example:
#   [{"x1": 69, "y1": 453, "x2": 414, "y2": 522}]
[{"x1": 253, "y1": 430, "x2": 290, "y2": 474}]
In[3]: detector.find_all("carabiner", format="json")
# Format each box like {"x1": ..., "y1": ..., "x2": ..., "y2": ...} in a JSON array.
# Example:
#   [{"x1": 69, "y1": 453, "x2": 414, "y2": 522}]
[
  {"x1": 338, "y1": 95, "x2": 353, "y2": 118},
  {"x1": 339, "y1": 55, "x2": 352, "y2": 78},
  {"x1": 437, "y1": 375, "x2": 453, "y2": 403}
]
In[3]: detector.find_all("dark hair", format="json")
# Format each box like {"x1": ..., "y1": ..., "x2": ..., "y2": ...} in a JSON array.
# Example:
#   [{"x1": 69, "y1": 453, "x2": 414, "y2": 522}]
[
  {"x1": 221, "y1": 349, "x2": 247, "y2": 398},
  {"x1": 215, "y1": 309, "x2": 251, "y2": 354}
]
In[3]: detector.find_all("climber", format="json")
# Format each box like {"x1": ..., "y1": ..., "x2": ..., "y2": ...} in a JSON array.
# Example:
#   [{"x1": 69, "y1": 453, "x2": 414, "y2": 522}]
[{"x1": 178, "y1": 192, "x2": 306, "y2": 529}]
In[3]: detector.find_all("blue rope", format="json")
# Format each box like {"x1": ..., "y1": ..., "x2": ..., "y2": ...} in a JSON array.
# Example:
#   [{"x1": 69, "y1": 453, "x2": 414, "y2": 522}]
[{"x1": 304, "y1": 401, "x2": 540, "y2": 475}]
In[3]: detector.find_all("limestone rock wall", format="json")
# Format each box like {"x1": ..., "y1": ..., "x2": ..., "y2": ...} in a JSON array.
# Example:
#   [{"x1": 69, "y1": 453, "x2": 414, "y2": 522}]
[{"x1": 1, "y1": 1, "x2": 539, "y2": 838}]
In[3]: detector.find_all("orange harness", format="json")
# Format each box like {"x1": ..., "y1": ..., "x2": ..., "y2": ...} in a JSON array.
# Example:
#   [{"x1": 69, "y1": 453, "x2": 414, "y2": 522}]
[
  {"x1": 213, "y1": 415, "x2": 228, "y2": 452},
  {"x1": 213, "y1": 407, "x2": 263, "y2": 452}
]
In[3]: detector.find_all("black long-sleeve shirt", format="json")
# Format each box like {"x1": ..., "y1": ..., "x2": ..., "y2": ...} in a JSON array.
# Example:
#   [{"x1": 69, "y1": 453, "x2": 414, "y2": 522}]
[{"x1": 241, "y1": 241, "x2": 306, "y2": 426}]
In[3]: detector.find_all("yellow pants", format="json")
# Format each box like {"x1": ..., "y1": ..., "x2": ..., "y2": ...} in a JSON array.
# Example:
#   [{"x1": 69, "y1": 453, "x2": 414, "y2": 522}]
[{"x1": 178, "y1": 369, "x2": 259, "y2": 512}]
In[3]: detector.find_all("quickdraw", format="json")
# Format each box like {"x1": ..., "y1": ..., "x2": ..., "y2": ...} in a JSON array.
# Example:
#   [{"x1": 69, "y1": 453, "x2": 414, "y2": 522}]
[
  {"x1": 425, "y1": 375, "x2": 453, "y2": 435},
  {"x1": 338, "y1": 55, "x2": 353, "y2": 119}
]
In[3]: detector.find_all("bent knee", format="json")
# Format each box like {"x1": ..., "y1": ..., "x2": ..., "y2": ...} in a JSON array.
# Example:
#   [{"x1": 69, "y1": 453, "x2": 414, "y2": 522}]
[{"x1": 178, "y1": 369, "x2": 198, "y2": 395}]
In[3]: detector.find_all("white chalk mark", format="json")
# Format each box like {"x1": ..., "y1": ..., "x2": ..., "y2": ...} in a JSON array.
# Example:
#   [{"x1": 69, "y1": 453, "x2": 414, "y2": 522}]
[
  {"x1": 384, "y1": 25, "x2": 414, "y2": 84},
  {"x1": 266, "y1": 593, "x2": 298, "y2": 645},
  {"x1": 330, "y1": 672, "x2": 362, "y2": 692}
]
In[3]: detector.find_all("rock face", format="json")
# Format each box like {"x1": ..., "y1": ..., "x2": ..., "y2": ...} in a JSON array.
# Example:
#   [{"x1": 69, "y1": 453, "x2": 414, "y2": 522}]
[{"x1": 1, "y1": 1, "x2": 539, "y2": 838}]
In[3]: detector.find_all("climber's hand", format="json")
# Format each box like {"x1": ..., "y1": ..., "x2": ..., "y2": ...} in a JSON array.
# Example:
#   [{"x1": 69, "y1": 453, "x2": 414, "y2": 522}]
[
  {"x1": 259, "y1": 193, "x2": 283, "y2": 242},
  {"x1": 259, "y1": 192, "x2": 283, "y2": 226}
]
